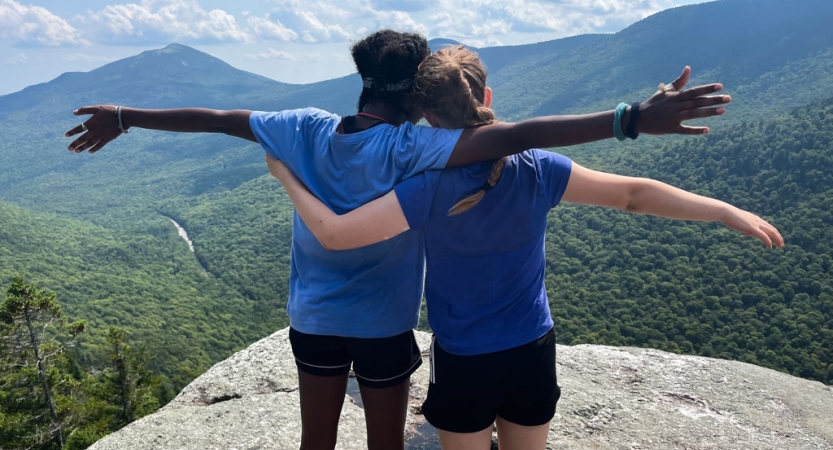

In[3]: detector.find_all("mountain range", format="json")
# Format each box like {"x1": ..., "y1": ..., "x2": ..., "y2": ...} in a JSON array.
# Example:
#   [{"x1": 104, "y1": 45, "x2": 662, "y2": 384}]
[{"x1": 0, "y1": 0, "x2": 831, "y2": 389}]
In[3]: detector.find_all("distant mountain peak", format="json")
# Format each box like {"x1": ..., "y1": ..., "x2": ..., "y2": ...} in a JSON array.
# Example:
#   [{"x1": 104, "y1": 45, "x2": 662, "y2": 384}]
[
  {"x1": 428, "y1": 38, "x2": 476, "y2": 52},
  {"x1": 158, "y1": 43, "x2": 192, "y2": 53}
]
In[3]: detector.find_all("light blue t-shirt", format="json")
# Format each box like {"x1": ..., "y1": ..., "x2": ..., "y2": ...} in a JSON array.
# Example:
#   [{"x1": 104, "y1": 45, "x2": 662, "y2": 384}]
[
  {"x1": 394, "y1": 150, "x2": 573, "y2": 355},
  {"x1": 250, "y1": 108, "x2": 463, "y2": 338}
]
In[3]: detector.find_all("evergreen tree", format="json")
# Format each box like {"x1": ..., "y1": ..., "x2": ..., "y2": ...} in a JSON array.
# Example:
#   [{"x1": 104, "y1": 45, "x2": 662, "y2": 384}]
[
  {"x1": 0, "y1": 276, "x2": 85, "y2": 449},
  {"x1": 101, "y1": 327, "x2": 160, "y2": 429}
]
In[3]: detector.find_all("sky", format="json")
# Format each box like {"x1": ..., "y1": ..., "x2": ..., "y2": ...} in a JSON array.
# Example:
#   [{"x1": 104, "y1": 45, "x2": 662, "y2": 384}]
[{"x1": 0, "y1": 0, "x2": 708, "y2": 95}]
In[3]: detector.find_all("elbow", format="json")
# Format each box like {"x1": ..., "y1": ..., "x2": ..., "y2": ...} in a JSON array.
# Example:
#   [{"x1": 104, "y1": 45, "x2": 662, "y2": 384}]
[
  {"x1": 317, "y1": 238, "x2": 340, "y2": 251},
  {"x1": 622, "y1": 179, "x2": 654, "y2": 213},
  {"x1": 315, "y1": 230, "x2": 350, "y2": 251},
  {"x1": 618, "y1": 186, "x2": 642, "y2": 214}
]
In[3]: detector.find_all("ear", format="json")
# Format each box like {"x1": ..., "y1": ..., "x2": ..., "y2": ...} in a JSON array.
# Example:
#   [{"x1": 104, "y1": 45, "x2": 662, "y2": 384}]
[
  {"x1": 423, "y1": 111, "x2": 440, "y2": 128},
  {"x1": 484, "y1": 87, "x2": 493, "y2": 108}
]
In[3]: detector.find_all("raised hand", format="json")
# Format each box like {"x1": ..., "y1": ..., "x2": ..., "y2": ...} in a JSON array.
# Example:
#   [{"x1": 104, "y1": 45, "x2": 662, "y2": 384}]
[
  {"x1": 638, "y1": 66, "x2": 732, "y2": 136},
  {"x1": 721, "y1": 206, "x2": 784, "y2": 249},
  {"x1": 65, "y1": 106, "x2": 124, "y2": 154}
]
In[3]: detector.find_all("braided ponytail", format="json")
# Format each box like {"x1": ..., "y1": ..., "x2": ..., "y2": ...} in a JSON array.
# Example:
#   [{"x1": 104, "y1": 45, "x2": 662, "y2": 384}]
[
  {"x1": 448, "y1": 157, "x2": 508, "y2": 216},
  {"x1": 415, "y1": 46, "x2": 508, "y2": 216}
]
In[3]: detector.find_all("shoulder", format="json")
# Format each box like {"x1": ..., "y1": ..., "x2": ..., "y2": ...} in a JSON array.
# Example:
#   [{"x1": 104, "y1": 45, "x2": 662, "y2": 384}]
[
  {"x1": 531, "y1": 149, "x2": 572, "y2": 172},
  {"x1": 251, "y1": 107, "x2": 339, "y2": 126},
  {"x1": 395, "y1": 122, "x2": 463, "y2": 144}
]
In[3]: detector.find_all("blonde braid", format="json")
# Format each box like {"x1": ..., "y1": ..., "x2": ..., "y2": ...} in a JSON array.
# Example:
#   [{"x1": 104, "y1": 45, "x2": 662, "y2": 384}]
[{"x1": 447, "y1": 156, "x2": 508, "y2": 216}]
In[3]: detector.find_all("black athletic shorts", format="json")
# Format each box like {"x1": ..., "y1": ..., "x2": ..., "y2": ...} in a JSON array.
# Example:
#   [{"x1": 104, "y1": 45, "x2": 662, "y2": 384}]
[
  {"x1": 421, "y1": 327, "x2": 560, "y2": 433},
  {"x1": 288, "y1": 327, "x2": 422, "y2": 389}
]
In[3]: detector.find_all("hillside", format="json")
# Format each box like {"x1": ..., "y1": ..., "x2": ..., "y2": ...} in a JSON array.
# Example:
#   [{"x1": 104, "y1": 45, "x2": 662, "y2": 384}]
[
  {"x1": 3, "y1": 0, "x2": 833, "y2": 221},
  {"x1": 0, "y1": 0, "x2": 830, "y2": 391},
  {"x1": 487, "y1": 0, "x2": 833, "y2": 123},
  {"x1": 0, "y1": 200, "x2": 279, "y2": 385},
  {"x1": 544, "y1": 97, "x2": 833, "y2": 383}
]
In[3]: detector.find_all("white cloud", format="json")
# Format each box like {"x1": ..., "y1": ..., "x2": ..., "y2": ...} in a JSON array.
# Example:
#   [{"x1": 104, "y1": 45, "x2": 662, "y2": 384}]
[
  {"x1": 245, "y1": 48, "x2": 338, "y2": 62},
  {"x1": 260, "y1": 0, "x2": 420, "y2": 43},
  {"x1": 248, "y1": 16, "x2": 298, "y2": 41},
  {"x1": 87, "y1": 0, "x2": 249, "y2": 44},
  {"x1": 0, "y1": 0, "x2": 85, "y2": 46},
  {"x1": 255, "y1": 0, "x2": 664, "y2": 47},
  {"x1": 245, "y1": 48, "x2": 295, "y2": 60}
]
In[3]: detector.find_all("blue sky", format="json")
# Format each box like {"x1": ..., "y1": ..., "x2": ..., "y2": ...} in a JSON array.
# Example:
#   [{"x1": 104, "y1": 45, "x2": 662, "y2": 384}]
[{"x1": 1, "y1": 0, "x2": 707, "y2": 95}]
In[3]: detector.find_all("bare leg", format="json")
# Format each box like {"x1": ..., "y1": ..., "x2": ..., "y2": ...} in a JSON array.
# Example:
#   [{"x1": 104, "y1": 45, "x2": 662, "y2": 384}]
[
  {"x1": 495, "y1": 416, "x2": 550, "y2": 450},
  {"x1": 297, "y1": 370, "x2": 349, "y2": 450},
  {"x1": 358, "y1": 377, "x2": 411, "y2": 450},
  {"x1": 437, "y1": 425, "x2": 493, "y2": 450}
]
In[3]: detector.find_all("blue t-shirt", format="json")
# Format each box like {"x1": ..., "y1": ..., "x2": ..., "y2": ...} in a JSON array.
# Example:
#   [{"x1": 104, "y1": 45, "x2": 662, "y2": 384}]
[
  {"x1": 250, "y1": 108, "x2": 463, "y2": 338},
  {"x1": 394, "y1": 150, "x2": 573, "y2": 355}
]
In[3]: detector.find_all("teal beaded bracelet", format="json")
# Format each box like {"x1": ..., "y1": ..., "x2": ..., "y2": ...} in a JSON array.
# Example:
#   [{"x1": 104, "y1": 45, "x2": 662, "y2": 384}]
[{"x1": 614, "y1": 102, "x2": 628, "y2": 141}]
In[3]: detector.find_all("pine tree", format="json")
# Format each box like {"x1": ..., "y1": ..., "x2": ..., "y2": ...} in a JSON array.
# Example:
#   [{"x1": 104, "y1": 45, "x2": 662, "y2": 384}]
[
  {"x1": 0, "y1": 276, "x2": 85, "y2": 449},
  {"x1": 101, "y1": 327, "x2": 160, "y2": 429}
]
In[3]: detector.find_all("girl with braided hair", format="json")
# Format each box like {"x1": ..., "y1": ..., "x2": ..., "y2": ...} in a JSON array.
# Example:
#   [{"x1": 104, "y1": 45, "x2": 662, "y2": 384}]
[
  {"x1": 266, "y1": 46, "x2": 783, "y2": 449},
  {"x1": 68, "y1": 28, "x2": 732, "y2": 449}
]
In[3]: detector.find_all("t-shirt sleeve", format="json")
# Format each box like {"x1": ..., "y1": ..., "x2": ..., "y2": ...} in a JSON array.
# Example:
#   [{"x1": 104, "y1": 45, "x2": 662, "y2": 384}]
[
  {"x1": 396, "y1": 125, "x2": 463, "y2": 179},
  {"x1": 249, "y1": 108, "x2": 335, "y2": 162},
  {"x1": 393, "y1": 170, "x2": 443, "y2": 229},
  {"x1": 535, "y1": 150, "x2": 573, "y2": 208}
]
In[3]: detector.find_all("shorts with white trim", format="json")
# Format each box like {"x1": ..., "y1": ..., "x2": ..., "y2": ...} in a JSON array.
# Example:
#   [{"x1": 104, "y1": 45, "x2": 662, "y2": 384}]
[
  {"x1": 288, "y1": 327, "x2": 422, "y2": 389},
  {"x1": 422, "y1": 327, "x2": 560, "y2": 433}
]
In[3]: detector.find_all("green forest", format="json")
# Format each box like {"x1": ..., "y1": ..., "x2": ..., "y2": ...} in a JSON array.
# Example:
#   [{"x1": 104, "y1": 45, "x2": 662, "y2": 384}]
[
  {"x1": 1, "y1": 1, "x2": 832, "y2": 447},
  {"x1": 1, "y1": 276, "x2": 164, "y2": 448},
  {"x1": 2, "y1": 97, "x2": 830, "y2": 448},
  {"x1": 543, "y1": 97, "x2": 833, "y2": 383}
]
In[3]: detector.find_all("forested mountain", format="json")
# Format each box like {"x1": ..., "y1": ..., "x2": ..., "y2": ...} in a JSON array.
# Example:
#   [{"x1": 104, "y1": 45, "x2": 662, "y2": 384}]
[
  {"x1": 0, "y1": 200, "x2": 272, "y2": 385},
  {"x1": 545, "y1": 97, "x2": 833, "y2": 383},
  {"x1": 0, "y1": 0, "x2": 830, "y2": 414},
  {"x1": 486, "y1": 0, "x2": 833, "y2": 121}
]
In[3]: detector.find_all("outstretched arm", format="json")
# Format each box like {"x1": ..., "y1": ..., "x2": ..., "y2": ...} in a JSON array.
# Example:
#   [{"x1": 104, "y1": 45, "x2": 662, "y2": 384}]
[
  {"x1": 446, "y1": 66, "x2": 730, "y2": 166},
  {"x1": 66, "y1": 106, "x2": 254, "y2": 153},
  {"x1": 561, "y1": 163, "x2": 785, "y2": 248},
  {"x1": 266, "y1": 155, "x2": 409, "y2": 250}
]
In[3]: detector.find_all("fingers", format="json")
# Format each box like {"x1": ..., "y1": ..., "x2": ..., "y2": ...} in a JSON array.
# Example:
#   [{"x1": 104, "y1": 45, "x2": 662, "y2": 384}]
[
  {"x1": 686, "y1": 95, "x2": 732, "y2": 109},
  {"x1": 753, "y1": 227, "x2": 774, "y2": 249},
  {"x1": 68, "y1": 135, "x2": 89, "y2": 151},
  {"x1": 675, "y1": 125, "x2": 710, "y2": 135},
  {"x1": 74, "y1": 106, "x2": 101, "y2": 116},
  {"x1": 677, "y1": 83, "x2": 723, "y2": 101},
  {"x1": 69, "y1": 134, "x2": 102, "y2": 153},
  {"x1": 761, "y1": 221, "x2": 785, "y2": 248},
  {"x1": 680, "y1": 107, "x2": 726, "y2": 121},
  {"x1": 71, "y1": 137, "x2": 100, "y2": 153},
  {"x1": 671, "y1": 66, "x2": 691, "y2": 91},
  {"x1": 66, "y1": 123, "x2": 87, "y2": 137},
  {"x1": 87, "y1": 139, "x2": 110, "y2": 154}
]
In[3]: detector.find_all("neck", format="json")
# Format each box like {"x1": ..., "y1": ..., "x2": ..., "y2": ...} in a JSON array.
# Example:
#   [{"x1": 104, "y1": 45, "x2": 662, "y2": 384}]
[{"x1": 361, "y1": 102, "x2": 409, "y2": 126}]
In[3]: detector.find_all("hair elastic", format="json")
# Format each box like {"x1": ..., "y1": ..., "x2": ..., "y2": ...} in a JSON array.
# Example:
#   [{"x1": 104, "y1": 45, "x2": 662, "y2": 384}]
[
  {"x1": 362, "y1": 77, "x2": 413, "y2": 94},
  {"x1": 626, "y1": 102, "x2": 641, "y2": 140}
]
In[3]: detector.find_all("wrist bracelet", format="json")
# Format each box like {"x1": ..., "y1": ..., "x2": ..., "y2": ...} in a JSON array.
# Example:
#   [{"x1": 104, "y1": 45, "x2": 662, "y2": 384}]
[
  {"x1": 614, "y1": 102, "x2": 628, "y2": 141},
  {"x1": 626, "y1": 102, "x2": 641, "y2": 140},
  {"x1": 117, "y1": 106, "x2": 129, "y2": 134}
]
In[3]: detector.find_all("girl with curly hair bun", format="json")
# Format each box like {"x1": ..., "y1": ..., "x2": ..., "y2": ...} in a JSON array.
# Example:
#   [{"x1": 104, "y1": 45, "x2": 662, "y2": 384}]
[
  {"x1": 68, "y1": 30, "x2": 732, "y2": 450},
  {"x1": 266, "y1": 46, "x2": 783, "y2": 449}
]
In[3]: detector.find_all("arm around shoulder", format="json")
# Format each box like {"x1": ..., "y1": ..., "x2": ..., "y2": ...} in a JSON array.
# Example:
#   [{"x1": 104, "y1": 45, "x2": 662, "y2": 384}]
[{"x1": 265, "y1": 155, "x2": 411, "y2": 250}]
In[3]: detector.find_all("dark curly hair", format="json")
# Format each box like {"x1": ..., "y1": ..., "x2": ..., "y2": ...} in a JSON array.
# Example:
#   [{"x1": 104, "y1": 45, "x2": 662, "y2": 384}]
[{"x1": 351, "y1": 30, "x2": 430, "y2": 114}]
